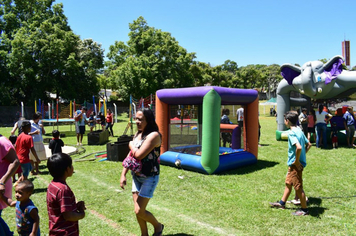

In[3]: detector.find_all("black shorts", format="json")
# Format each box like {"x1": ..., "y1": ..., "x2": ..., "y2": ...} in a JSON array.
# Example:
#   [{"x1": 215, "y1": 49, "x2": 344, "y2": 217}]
[
  {"x1": 78, "y1": 125, "x2": 85, "y2": 134},
  {"x1": 307, "y1": 127, "x2": 315, "y2": 133}
]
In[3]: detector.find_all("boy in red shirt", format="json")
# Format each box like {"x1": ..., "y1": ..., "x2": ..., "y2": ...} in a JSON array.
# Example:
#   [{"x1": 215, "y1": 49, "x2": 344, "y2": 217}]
[
  {"x1": 46, "y1": 153, "x2": 86, "y2": 236},
  {"x1": 15, "y1": 121, "x2": 41, "y2": 181}
]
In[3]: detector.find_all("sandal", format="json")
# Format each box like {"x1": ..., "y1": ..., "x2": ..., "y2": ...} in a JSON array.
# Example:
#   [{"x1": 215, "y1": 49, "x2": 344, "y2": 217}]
[{"x1": 152, "y1": 224, "x2": 164, "y2": 236}]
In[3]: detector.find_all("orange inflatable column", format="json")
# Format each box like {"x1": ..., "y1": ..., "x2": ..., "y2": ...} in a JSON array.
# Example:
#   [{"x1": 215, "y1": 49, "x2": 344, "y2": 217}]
[
  {"x1": 155, "y1": 94, "x2": 169, "y2": 154},
  {"x1": 245, "y1": 97, "x2": 259, "y2": 159}
]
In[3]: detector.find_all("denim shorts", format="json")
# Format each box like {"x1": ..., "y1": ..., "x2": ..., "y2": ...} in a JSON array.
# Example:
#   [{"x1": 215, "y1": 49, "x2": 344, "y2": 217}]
[
  {"x1": 131, "y1": 173, "x2": 159, "y2": 198},
  {"x1": 21, "y1": 163, "x2": 33, "y2": 177}
]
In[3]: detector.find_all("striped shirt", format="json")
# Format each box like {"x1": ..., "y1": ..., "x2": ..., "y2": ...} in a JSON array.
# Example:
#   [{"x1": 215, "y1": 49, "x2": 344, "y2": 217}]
[{"x1": 47, "y1": 180, "x2": 79, "y2": 236}]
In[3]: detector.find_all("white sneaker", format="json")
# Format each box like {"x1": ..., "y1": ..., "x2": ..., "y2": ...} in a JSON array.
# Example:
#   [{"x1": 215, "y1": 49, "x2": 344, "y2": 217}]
[{"x1": 287, "y1": 197, "x2": 309, "y2": 205}]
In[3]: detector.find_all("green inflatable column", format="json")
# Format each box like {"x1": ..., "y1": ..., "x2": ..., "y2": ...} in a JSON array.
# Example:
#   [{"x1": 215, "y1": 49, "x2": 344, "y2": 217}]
[{"x1": 201, "y1": 89, "x2": 221, "y2": 174}]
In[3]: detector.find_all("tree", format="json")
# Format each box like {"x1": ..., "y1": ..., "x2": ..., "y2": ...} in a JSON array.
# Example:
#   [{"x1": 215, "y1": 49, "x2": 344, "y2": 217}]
[
  {"x1": 107, "y1": 16, "x2": 196, "y2": 101},
  {"x1": 0, "y1": 0, "x2": 104, "y2": 105}
]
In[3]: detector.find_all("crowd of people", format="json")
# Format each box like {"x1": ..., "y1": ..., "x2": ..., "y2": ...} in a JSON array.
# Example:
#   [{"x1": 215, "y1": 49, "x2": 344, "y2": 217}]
[
  {"x1": 295, "y1": 105, "x2": 356, "y2": 149},
  {"x1": 0, "y1": 108, "x2": 164, "y2": 236},
  {"x1": 1, "y1": 103, "x2": 355, "y2": 234},
  {"x1": 74, "y1": 107, "x2": 115, "y2": 146}
]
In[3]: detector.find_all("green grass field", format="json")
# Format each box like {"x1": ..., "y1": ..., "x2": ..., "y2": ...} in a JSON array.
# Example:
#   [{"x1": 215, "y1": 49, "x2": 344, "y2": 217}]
[{"x1": 1, "y1": 112, "x2": 356, "y2": 236}]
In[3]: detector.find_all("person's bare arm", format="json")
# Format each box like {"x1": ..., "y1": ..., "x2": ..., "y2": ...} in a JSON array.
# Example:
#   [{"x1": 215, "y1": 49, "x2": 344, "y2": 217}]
[
  {"x1": 30, "y1": 147, "x2": 41, "y2": 163},
  {"x1": 120, "y1": 167, "x2": 129, "y2": 189},
  {"x1": 130, "y1": 132, "x2": 161, "y2": 160},
  {"x1": 29, "y1": 208, "x2": 40, "y2": 236},
  {"x1": 293, "y1": 142, "x2": 302, "y2": 168},
  {"x1": 326, "y1": 113, "x2": 333, "y2": 123},
  {"x1": 0, "y1": 192, "x2": 15, "y2": 207},
  {"x1": 0, "y1": 148, "x2": 20, "y2": 191},
  {"x1": 305, "y1": 141, "x2": 312, "y2": 154},
  {"x1": 62, "y1": 211, "x2": 85, "y2": 221},
  {"x1": 10, "y1": 122, "x2": 18, "y2": 135}
]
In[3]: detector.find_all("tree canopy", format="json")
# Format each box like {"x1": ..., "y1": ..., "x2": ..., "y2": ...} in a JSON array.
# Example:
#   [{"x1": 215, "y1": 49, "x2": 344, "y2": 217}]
[
  {"x1": 105, "y1": 17, "x2": 285, "y2": 102},
  {"x1": 106, "y1": 16, "x2": 196, "y2": 101},
  {"x1": 0, "y1": 0, "x2": 104, "y2": 105}
]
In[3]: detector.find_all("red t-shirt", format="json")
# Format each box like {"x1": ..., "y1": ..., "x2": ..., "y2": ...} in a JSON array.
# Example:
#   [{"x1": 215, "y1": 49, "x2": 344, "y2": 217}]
[
  {"x1": 106, "y1": 113, "x2": 113, "y2": 123},
  {"x1": 15, "y1": 133, "x2": 33, "y2": 164},
  {"x1": 47, "y1": 180, "x2": 79, "y2": 236}
]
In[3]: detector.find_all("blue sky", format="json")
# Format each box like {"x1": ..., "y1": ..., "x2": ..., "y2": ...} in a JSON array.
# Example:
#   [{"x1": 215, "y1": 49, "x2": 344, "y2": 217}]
[{"x1": 55, "y1": 0, "x2": 356, "y2": 67}]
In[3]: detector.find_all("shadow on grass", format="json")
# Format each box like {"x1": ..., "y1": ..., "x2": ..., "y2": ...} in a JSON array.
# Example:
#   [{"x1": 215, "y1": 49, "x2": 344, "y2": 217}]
[
  {"x1": 219, "y1": 159, "x2": 279, "y2": 175},
  {"x1": 308, "y1": 206, "x2": 327, "y2": 218},
  {"x1": 258, "y1": 143, "x2": 270, "y2": 146},
  {"x1": 308, "y1": 197, "x2": 322, "y2": 206},
  {"x1": 32, "y1": 187, "x2": 48, "y2": 194}
]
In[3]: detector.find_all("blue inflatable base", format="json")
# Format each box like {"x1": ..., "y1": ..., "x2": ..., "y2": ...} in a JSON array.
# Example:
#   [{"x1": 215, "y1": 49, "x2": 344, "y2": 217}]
[{"x1": 160, "y1": 146, "x2": 257, "y2": 174}]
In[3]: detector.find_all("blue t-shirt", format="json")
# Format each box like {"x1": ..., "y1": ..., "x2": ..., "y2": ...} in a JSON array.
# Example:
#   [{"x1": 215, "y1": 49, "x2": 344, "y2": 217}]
[
  {"x1": 220, "y1": 115, "x2": 230, "y2": 124},
  {"x1": 343, "y1": 111, "x2": 355, "y2": 126},
  {"x1": 75, "y1": 110, "x2": 87, "y2": 126},
  {"x1": 287, "y1": 127, "x2": 309, "y2": 168},
  {"x1": 16, "y1": 200, "x2": 40, "y2": 235}
]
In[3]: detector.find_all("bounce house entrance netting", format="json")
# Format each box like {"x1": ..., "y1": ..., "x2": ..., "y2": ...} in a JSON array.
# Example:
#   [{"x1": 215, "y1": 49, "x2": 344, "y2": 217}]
[
  {"x1": 169, "y1": 105, "x2": 202, "y2": 155},
  {"x1": 167, "y1": 104, "x2": 243, "y2": 156}
]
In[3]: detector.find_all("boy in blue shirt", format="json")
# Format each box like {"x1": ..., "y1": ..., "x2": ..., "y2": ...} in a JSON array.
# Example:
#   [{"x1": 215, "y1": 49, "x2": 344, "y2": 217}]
[
  {"x1": 270, "y1": 111, "x2": 312, "y2": 216},
  {"x1": 0, "y1": 179, "x2": 40, "y2": 235}
]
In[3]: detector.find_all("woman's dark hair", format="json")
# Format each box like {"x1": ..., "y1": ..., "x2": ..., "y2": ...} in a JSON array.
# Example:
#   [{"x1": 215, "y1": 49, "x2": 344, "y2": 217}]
[
  {"x1": 140, "y1": 108, "x2": 159, "y2": 139},
  {"x1": 33, "y1": 112, "x2": 42, "y2": 120},
  {"x1": 318, "y1": 104, "x2": 324, "y2": 114},
  {"x1": 47, "y1": 153, "x2": 72, "y2": 179}
]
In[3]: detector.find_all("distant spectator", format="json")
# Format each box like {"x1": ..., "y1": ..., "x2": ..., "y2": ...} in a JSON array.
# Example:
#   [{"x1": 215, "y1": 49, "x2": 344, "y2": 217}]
[
  {"x1": 74, "y1": 107, "x2": 87, "y2": 146},
  {"x1": 298, "y1": 108, "x2": 308, "y2": 137},
  {"x1": 343, "y1": 106, "x2": 355, "y2": 148},
  {"x1": 49, "y1": 130, "x2": 64, "y2": 155},
  {"x1": 29, "y1": 112, "x2": 46, "y2": 175},
  {"x1": 220, "y1": 109, "x2": 231, "y2": 147},
  {"x1": 315, "y1": 105, "x2": 332, "y2": 148},
  {"x1": 10, "y1": 117, "x2": 26, "y2": 136},
  {"x1": 105, "y1": 109, "x2": 114, "y2": 137}
]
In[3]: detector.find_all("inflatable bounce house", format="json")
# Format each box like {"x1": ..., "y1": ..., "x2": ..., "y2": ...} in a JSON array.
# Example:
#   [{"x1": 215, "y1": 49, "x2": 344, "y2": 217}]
[
  {"x1": 155, "y1": 86, "x2": 259, "y2": 174},
  {"x1": 276, "y1": 55, "x2": 356, "y2": 144}
]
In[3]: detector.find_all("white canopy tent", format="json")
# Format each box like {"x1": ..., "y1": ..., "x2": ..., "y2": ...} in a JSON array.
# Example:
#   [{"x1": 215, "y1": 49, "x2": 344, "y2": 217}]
[{"x1": 260, "y1": 98, "x2": 277, "y2": 115}]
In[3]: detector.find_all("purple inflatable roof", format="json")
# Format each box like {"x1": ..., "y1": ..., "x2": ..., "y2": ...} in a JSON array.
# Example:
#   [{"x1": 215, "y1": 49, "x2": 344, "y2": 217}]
[{"x1": 156, "y1": 86, "x2": 258, "y2": 105}]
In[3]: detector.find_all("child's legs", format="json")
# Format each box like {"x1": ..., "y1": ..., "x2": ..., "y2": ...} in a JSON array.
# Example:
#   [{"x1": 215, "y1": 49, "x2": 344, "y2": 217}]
[
  {"x1": 34, "y1": 162, "x2": 39, "y2": 172},
  {"x1": 296, "y1": 188, "x2": 307, "y2": 209},
  {"x1": 75, "y1": 125, "x2": 80, "y2": 143},
  {"x1": 281, "y1": 184, "x2": 292, "y2": 202},
  {"x1": 285, "y1": 165, "x2": 305, "y2": 203},
  {"x1": 21, "y1": 163, "x2": 32, "y2": 179}
]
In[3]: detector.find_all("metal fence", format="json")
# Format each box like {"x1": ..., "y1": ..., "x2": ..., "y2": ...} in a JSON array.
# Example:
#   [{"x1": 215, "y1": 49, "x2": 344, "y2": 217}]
[{"x1": 0, "y1": 102, "x2": 129, "y2": 127}]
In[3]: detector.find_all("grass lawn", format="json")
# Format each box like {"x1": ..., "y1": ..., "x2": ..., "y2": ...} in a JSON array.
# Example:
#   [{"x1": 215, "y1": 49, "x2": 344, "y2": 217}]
[{"x1": 1, "y1": 112, "x2": 355, "y2": 235}]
